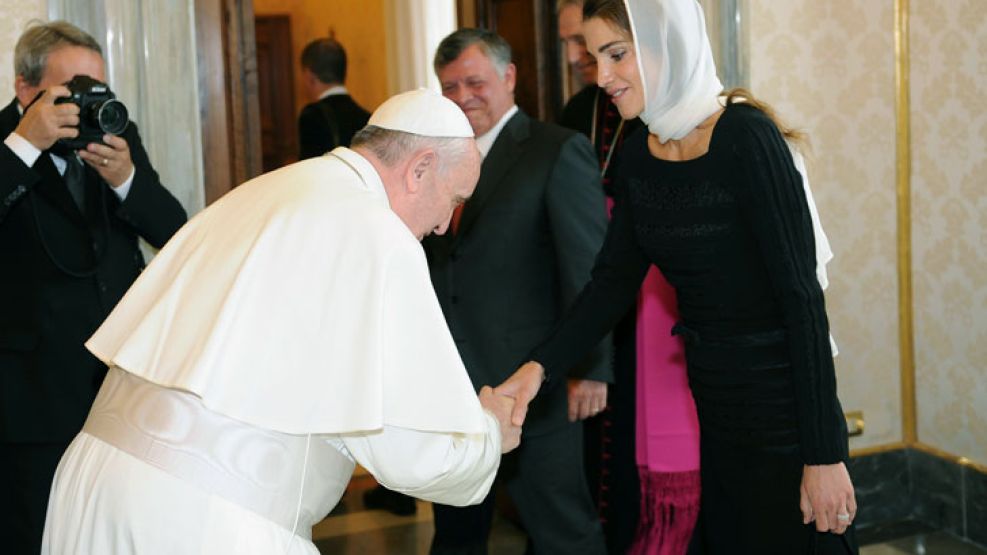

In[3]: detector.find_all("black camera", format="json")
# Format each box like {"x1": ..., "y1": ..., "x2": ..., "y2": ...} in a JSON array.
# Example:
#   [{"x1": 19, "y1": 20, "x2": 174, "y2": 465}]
[{"x1": 54, "y1": 75, "x2": 129, "y2": 150}]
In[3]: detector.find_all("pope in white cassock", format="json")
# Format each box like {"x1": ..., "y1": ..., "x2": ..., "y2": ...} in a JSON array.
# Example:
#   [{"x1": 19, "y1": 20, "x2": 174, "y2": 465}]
[{"x1": 41, "y1": 89, "x2": 519, "y2": 554}]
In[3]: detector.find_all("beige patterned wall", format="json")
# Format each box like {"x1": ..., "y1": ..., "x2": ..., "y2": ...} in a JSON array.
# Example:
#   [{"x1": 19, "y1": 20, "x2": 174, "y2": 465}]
[
  {"x1": 0, "y1": 0, "x2": 46, "y2": 99},
  {"x1": 748, "y1": 1, "x2": 902, "y2": 449},
  {"x1": 911, "y1": 0, "x2": 987, "y2": 466}
]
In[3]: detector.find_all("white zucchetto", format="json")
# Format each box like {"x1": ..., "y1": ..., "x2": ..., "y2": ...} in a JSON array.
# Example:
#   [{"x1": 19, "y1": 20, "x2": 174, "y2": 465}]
[{"x1": 368, "y1": 88, "x2": 475, "y2": 138}]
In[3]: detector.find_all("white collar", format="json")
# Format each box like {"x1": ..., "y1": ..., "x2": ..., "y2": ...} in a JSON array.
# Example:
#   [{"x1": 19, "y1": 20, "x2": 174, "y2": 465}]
[
  {"x1": 318, "y1": 85, "x2": 348, "y2": 100},
  {"x1": 328, "y1": 146, "x2": 388, "y2": 205},
  {"x1": 475, "y1": 105, "x2": 518, "y2": 159}
]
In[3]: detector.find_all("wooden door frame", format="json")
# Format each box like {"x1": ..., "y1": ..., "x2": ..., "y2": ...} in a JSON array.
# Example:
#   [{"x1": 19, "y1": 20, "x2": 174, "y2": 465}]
[
  {"x1": 254, "y1": 14, "x2": 297, "y2": 172},
  {"x1": 194, "y1": 0, "x2": 263, "y2": 205},
  {"x1": 195, "y1": 0, "x2": 566, "y2": 204}
]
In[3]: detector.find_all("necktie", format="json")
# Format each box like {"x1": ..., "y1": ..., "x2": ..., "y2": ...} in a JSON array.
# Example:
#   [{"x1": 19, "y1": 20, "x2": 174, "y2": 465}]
[
  {"x1": 63, "y1": 155, "x2": 86, "y2": 211},
  {"x1": 451, "y1": 203, "x2": 465, "y2": 235}
]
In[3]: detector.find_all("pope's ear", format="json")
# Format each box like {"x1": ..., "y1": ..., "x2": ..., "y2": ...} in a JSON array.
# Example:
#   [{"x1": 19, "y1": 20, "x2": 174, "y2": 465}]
[{"x1": 407, "y1": 149, "x2": 437, "y2": 193}]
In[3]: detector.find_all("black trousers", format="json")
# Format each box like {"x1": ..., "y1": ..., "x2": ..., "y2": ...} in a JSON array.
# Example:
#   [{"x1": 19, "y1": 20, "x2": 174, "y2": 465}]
[
  {"x1": 1, "y1": 441, "x2": 69, "y2": 554},
  {"x1": 431, "y1": 422, "x2": 606, "y2": 555}
]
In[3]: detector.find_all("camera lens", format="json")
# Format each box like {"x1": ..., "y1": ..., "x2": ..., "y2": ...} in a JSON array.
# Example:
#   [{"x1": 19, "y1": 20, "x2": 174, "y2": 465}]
[{"x1": 96, "y1": 99, "x2": 129, "y2": 135}]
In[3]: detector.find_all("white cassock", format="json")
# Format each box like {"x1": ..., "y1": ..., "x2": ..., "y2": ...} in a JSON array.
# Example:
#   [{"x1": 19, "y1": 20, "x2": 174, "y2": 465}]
[{"x1": 41, "y1": 148, "x2": 502, "y2": 555}]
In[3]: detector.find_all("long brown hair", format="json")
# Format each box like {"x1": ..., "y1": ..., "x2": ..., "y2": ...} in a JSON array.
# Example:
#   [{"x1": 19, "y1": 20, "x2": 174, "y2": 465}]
[
  {"x1": 583, "y1": 0, "x2": 807, "y2": 147},
  {"x1": 724, "y1": 88, "x2": 806, "y2": 145}
]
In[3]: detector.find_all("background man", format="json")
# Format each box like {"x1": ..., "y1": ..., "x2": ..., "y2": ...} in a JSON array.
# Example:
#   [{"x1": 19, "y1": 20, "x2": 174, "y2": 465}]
[
  {"x1": 297, "y1": 37, "x2": 370, "y2": 159},
  {"x1": 424, "y1": 28, "x2": 610, "y2": 554},
  {"x1": 557, "y1": 0, "x2": 641, "y2": 163},
  {"x1": 556, "y1": 1, "x2": 644, "y2": 551},
  {"x1": 0, "y1": 20, "x2": 187, "y2": 552},
  {"x1": 42, "y1": 89, "x2": 520, "y2": 554}
]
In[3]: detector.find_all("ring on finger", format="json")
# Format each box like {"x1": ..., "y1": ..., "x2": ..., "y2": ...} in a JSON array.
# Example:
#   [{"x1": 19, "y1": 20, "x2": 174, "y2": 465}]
[
  {"x1": 836, "y1": 513, "x2": 851, "y2": 522},
  {"x1": 101, "y1": 158, "x2": 109, "y2": 166}
]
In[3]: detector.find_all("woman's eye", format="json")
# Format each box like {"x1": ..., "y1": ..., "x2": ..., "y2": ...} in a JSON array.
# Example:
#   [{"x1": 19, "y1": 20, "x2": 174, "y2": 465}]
[{"x1": 610, "y1": 50, "x2": 625, "y2": 62}]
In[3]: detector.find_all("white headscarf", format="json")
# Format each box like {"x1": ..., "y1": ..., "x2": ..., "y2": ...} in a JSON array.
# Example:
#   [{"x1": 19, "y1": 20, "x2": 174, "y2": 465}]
[
  {"x1": 625, "y1": 0, "x2": 723, "y2": 141},
  {"x1": 624, "y1": 0, "x2": 837, "y2": 353}
]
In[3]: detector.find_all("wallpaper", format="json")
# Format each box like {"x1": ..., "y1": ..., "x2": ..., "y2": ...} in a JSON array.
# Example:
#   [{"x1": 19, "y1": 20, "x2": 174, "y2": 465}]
[
  {"x1": 748, "y1": 1, "x2": 902, "y2": 449},
  {"x1": 911, "y1": 0, "x2": 987, "y2": 466}
]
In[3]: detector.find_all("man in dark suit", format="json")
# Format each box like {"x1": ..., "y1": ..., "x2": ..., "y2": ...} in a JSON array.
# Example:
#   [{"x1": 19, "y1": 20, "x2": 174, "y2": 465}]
[
  {"x1": 0, "y1": 21, "x2": 186, "y2": 552},
  {"x1": 557, "y1": 0, "x2": 600, "y2": 136},
  {"x1": 424, "y1": 28, "x2": 609, "y2": 554},
  {"x1": 297, "y1": 37, "x2": 370, "y2": 159}
]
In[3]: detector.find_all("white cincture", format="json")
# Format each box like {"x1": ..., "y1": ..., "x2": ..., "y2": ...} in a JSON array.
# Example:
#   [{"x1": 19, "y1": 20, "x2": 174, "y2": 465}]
[{"x1": 83, "y1": 367, "x2": 355, "y2": 537}]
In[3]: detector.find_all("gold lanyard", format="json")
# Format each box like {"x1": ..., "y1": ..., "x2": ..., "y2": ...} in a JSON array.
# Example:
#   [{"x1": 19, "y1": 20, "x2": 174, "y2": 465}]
[{"x1": 589, "y1": 89, "x2": 626, "y2": 178}]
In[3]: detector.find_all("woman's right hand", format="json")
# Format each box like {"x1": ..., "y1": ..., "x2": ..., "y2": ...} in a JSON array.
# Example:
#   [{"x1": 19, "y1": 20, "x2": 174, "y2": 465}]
[{"x1": 494, "y1": 361, "x2": 545, "y2": 427}]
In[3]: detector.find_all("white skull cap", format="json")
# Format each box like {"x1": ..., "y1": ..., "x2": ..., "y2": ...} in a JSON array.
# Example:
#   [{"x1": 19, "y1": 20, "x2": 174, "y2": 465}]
[{"x1": 368, "y1": 88, "x2": 474, "y2": 138}]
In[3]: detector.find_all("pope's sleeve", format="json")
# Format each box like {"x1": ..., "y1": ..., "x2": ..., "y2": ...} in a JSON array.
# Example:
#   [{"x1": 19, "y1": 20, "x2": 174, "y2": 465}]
[
  {"x1": 335, "y1": 414, "x2": 501, "y2": 506},
  {"x1": 327, "y1": 230, "x2": 501, "y2": 506},
  {"x1": 374, "y1": 233, "x2": 490, "y2": 435}
]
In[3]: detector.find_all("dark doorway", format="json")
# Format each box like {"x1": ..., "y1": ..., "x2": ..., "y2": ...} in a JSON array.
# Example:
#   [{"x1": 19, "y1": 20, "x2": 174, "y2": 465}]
[
  {"x1": 460, "y1": 0, "x2": 563, "y2": 122},
  {"x1": 255, "y1": 15, "x2": 297, "y2": 172}
]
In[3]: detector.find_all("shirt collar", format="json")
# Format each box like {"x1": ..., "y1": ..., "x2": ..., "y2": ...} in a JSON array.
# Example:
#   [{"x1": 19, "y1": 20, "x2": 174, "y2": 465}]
[
  {"x1": 329, "y1": 146, "x2": 388, "y2": 205},
  {"x1": 318, "y1": 85, "x2": 348, "y2": 100},
  {"x1": 475, "y1": 105, "x2": 518, "y2": 159}
]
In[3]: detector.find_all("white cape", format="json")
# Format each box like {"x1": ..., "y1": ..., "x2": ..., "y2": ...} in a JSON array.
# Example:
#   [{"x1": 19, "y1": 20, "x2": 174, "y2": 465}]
[{"x1": 87, "y1": 148, "x2": 487, "y2": 435}]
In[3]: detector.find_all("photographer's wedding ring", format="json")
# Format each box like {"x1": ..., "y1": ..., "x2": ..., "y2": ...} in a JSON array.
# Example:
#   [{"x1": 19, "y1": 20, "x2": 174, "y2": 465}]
[
  {"x1": 101, "y1": 158, "x2": 108, "y2": 166},
  {"x1": 836, "y1": 513, "x2": 851, "y2": 522}
]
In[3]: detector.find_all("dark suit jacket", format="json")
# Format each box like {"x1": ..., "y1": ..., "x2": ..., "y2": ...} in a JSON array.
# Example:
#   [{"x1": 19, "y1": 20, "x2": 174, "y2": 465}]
[
  {"x1": 423, "y1": 110, "x2": 612, "y2": 437},
  {"x1": 297, "y1": 93, "x2": 370, "y2": 159},
  {"x1": 559, "y1": 85, "x2": 599, "y2": 138},
  {"x1": 0, "y1": 98, "x2": 187, "y2": 443}
]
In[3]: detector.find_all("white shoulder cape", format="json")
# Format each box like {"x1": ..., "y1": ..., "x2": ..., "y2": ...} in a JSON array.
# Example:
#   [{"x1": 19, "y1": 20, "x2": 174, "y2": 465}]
[{"x1": 87, "y1": 148, "x2": 487, "y2": 435}]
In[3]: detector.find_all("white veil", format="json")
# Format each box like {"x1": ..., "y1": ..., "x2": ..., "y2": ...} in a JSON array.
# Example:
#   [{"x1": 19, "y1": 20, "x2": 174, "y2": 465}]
[
  {"x1": 624, "y1": 0, "x2": 837, "y2": 352},
  {"x1": 625, "y1": 0, "x2": 723, "y2": 142}
]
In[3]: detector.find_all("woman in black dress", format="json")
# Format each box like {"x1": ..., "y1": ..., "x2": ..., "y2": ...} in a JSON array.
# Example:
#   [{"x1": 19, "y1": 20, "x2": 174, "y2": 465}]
[{"x1": 496, "y1": 0, "x2": 857, "y2": 553}]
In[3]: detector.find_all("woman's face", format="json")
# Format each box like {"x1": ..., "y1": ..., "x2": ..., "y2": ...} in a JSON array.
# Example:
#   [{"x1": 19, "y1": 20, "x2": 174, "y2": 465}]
[{"x1": 583, "y1": 17, "x2": 644, "y2": 119}]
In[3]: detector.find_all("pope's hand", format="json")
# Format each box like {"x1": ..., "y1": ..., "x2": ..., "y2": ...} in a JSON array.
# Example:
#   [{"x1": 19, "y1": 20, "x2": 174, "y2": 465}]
[
  {"x1": 493, "y1": 361, "x2": 544, "y2": 427},
  {"x1": 478, "y1": 386, "x2": 521, "y2": 453}
]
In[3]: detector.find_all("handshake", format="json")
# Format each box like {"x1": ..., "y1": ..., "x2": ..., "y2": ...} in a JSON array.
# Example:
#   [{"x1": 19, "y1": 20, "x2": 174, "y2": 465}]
[{"x1": 477, "y1": 361, "x2": 547, "y2": 454}]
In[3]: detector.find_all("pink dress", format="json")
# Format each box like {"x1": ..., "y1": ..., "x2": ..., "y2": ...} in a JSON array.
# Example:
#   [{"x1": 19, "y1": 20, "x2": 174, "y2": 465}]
[{"x1": 629, "y1": 266, "x2": 701, "y2": 554}]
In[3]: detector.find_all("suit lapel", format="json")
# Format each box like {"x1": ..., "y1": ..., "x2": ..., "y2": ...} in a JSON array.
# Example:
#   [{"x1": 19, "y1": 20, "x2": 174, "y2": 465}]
[{"x1": 455, "y1": 111, "x2": 529, "y2": 242}]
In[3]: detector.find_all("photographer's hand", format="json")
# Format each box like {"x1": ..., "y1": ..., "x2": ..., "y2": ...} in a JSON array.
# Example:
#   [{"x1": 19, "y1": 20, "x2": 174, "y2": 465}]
[
  {"x1": 78, "y1": 134, "x2": 134, "y2": 188},
  {"x1": 14, "y1": 86, "x2": 79, "y2": 151}
]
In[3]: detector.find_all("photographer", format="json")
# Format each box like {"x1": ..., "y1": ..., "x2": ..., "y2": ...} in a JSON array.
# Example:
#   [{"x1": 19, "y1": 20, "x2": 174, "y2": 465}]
[{"x1": 0, "y1": 20, "x2": 186, "y2": 552}]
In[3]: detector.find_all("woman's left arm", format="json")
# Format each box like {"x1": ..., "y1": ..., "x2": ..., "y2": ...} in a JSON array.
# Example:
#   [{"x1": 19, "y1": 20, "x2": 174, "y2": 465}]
[{"x1": 733, "y1": 106, "x2": 855, "y2": 534}]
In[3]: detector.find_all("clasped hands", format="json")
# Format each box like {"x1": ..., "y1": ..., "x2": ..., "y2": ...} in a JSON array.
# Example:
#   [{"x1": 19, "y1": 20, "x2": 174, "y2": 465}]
[
  {"x1": 15, "y1": 86, "x2": 134, "y2": 187},
  {"x1": 477, "y1": 361, "x2": 547, "y2": 454}
]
